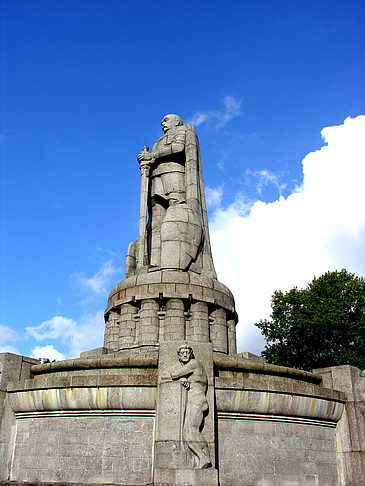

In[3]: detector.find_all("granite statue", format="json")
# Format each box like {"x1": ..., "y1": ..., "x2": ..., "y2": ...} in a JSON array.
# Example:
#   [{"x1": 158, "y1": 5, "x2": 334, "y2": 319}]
[{"x1": 126, "y1": 114, "x2": 216, "y2": 278}]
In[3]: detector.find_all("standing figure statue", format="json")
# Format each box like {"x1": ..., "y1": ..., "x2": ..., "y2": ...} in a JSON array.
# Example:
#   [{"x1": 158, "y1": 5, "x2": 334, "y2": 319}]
[
  {"x1": 167, "y1": 345, "x2": 212, "y2": 469},
  {"x1": 126, "y1": 114, "x2": 216, "y2": 278}
]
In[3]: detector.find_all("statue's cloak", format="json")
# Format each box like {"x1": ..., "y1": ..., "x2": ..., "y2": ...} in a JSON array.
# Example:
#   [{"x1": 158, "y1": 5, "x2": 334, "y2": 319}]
[{"x1": 184, "y1": 124, "x2": 217, "y2": 279}]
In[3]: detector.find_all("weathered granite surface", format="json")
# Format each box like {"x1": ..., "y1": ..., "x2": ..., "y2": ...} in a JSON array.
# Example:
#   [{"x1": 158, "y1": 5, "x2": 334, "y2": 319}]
[
  {"x1": 129, "y1": 114, "x2": 216, "y2": 279},
  {"x1": 314, "y1": 365, "x2": 365, "y2": 486},
  {"x1": 2, "y1": 350, "x2": 348, "y2": 485},
  {"x1": 104, "y1": 270, "x2": 237, "y2": 353},
  {"x1": 0, "y1": 354, "x2": 39, "y2": 481},
  {"x1": 154, "y1": 342, "x2": 217, "y2": 485}
]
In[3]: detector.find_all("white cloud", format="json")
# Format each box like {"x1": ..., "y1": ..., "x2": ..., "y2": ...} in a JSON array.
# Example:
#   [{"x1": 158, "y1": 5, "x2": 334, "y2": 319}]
[
  {"x1": 0, "y1": 324, "x2": 18, "y2": 343},
  {"x1": 30, "y1": 344, "x2": 65, "y2": 361},
  {"x1": 71, "y1": 259, "x2": 120, "y2": 298},
  {"x1": 245, "y1": 168, "x2": 287, "y2": 196},
  {"x1": 69, "y1": 311, "x2": 105, "y2": 357},
  {"x1": 26, "y1": 311, "x2": 105, "y2": 359},
  {"x1": 188, "y1": 112, "x2": 209, "y2": 126},
  {"x1": 188, "y1": 96, "x2": 242, "y2": 129},
  {"x1": 205, "y1": 186, "x2": 224, "y2": 208},
  {"x1": 209, "y1": 115, "x2": 365, "y2": 355},
  {"x1": 24, "y1": 254, "x2": 118, "y2": 359},
  {"x1": 0, "y1": 345, "x2": 21, "y2": 354},
  {"x1": 26, "y1": 316, "x2": 76, "y2": 341}
]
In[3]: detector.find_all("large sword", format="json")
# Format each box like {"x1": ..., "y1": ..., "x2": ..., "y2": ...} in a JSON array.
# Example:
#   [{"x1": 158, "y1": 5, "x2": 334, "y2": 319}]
[{"x1": 137, "y1": 145, "x2": 150, "y2": 268}]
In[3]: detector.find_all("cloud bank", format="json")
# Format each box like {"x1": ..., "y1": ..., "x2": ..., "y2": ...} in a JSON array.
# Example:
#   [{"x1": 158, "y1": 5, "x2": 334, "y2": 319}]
[
  {"x1": 26, "y1": 310, "x2": 105, "y2": 359},
  {"x1": 31, "y1": 344, "x2": 66, "y2": 361},
  {"x1": 209, "y1": 115, "x2": 365, "y2": 354}
]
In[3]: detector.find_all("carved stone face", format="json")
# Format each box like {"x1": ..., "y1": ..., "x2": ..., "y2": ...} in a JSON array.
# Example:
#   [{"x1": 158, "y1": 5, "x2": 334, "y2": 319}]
[
  {"x1": 178, "y1": 346, "x2": 193, "y2": 364},
  {"x1": 161, "y1": 114, "x2": 182, "y2": 133}
]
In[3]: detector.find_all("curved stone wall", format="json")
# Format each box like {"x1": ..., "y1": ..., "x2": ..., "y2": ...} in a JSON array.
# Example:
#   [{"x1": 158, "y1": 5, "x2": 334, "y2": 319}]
[
  {"x1": 214, "y1": 359, "x2": 346, "y2": 486},
  {"x1": 5, "y1": 354, "x2": 347, "y2": 485},
  {"x1": 7, "y1": 355, "x2": 158, "y2": 485}
]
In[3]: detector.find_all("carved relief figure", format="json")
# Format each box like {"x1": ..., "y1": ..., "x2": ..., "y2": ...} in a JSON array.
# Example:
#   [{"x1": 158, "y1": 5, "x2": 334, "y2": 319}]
[
  {"x1": 126, "y1": 114, "x2": 216, "y2": 278},
  {"x1": 167, "y1": 345, "x2": 211, "y2": 469}
]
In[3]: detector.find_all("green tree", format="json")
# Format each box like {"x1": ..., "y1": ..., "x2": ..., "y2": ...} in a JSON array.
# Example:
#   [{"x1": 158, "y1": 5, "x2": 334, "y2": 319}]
[{"x1": 255, "y1": 269, "x2": 365, "y2": 371}]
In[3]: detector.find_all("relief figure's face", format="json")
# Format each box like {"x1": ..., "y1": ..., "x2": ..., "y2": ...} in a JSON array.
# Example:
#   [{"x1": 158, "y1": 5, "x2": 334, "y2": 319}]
[
  {"x1": 161, "y1": 114, "x2": 182, "y2": 133},
  {"x1": 178, "y1": 347, "x2": 193, "y2": 364}
]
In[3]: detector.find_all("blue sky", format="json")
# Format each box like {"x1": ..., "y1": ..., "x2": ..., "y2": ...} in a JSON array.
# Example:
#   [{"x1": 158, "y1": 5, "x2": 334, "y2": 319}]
[{"x1": 1, "y1": 0, "x2": 365, "y2": 360}]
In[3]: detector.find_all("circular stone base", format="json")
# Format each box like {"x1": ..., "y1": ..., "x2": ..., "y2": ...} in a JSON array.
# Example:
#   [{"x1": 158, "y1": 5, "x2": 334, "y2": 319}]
[
  {"x1": 104, "y1": 270, "x2": 238, "y2": 353},
  {"x1": 105, "y1": 270, "x2": 236, "y2": 315}
]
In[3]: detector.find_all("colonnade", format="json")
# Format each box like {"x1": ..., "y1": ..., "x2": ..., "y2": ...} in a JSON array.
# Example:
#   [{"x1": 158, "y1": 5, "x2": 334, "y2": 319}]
[{"x1": 104, "y1": 296, "x2": 237, "y2": 354}]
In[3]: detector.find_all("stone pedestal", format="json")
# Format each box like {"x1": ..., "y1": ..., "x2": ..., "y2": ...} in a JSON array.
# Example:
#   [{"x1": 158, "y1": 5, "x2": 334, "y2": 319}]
[{"x1": 104, "y1": 270, "x2": 238, "y2": 354}]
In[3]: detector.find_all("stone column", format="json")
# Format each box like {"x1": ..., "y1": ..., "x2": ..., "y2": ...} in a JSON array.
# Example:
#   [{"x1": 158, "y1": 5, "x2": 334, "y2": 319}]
[
  {"x1": 210, "y1": 308, "x2": 228, "y2": 353},
  {"x1": 139, "y1": 299, "x2": 159, "y2": 345},
  {"x1": 189, "y1": 302, "x2": 209, "y2": 343},
  {"x1": 158, "y1": 310, "x2": 166, "y2": 341},
  {"x1": 164, "y1": 299, "x2": 185, "y2": 341},
  {"x1": 118, "y1": 303, "x2": 138, "y2": 349},
  {"x1": 104, "y1": 311, "x2": 120, "y2": 351},
  {"x1": 227, "y1": 318, "x2": 237, "y2": 354}
]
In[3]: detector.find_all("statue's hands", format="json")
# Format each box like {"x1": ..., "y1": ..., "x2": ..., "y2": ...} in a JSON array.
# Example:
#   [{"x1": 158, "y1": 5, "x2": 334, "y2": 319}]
[
  {"x1": 180, "y1": 378, "x2": 190, "y2": 390},
  {"x1": 137, "y1": 150, "x2": 154, "y2": 167}
]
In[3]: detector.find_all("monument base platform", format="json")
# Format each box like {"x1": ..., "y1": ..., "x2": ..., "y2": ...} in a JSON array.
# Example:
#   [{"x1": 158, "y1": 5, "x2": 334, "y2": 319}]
[{"x1": 0, "y1": 350, "x2": 351, "y2": 485}]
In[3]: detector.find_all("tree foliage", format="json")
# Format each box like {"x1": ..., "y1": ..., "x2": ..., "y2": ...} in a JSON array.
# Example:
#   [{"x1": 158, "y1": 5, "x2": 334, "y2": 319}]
[{"x1": 255, "y1": 269, "x2": 365, "y2": 371}]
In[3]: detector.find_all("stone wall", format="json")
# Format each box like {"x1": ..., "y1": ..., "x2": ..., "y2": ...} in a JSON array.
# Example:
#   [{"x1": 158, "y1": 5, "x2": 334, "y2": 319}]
[
  {"x1": 314, "y1": 365, "x2": 365, "y2": 486},
  {"x1": 11, "y1": 413, "x2": 154, "y2": 484},
  {"x1": 2, "y1": 352, "x2": 364, "y2": 485},
  {"x1": 214, "y1": 357, "x2": 346, "y2": 486},
  {"x1": 0, "y1": 353, "x2": 39, "y2": 481},
  {"x1": 218, "y1": 418, "x2": 339, "y2": 486}
]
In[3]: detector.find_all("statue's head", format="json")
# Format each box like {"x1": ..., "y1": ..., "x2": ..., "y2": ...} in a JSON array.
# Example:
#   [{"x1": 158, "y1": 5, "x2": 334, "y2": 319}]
[
  {"x1": 177, "y1": 345, "x2": 194, "y2": 364},
  {"x1": 161, "y1": 114, "x2": 183, "y2": 133}
]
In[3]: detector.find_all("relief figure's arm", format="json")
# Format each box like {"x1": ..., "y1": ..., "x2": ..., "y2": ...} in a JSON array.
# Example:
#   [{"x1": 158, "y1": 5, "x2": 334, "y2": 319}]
[{"x1": 170, "y1": 360, "x2": 196, "y2": 380}]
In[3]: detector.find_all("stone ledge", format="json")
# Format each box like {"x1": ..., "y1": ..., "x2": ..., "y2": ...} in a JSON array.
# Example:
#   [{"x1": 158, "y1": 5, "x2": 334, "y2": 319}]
[
  {"x1": 8, "y1": 386, "x2": 157, "y2": 411},
  {"x1": 215, "y1": 388, "x2": 345, "y2": 421},
  {"x1": 7, "y1": 372, "x2": 158, "y2": 391},
  {"x1": 215, "y1": 372, "x2": 346, "y2": 401},
  {"x1": 0, "y1": 483, "x2": 142, "y2": 486},
  {"x1": 214, "y1": 355, "x2": 324, "y2": 384},
  {"x1": 30, "y1": 353, "x2": 158, "y2": 376}
]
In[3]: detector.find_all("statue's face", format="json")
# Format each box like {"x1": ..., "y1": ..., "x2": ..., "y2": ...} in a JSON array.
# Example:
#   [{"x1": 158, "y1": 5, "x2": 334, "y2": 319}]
[
  {"x1": 178, "y1": 347, "x2": 193, "y2": 364},
  {"x1": 161, "y1": 114, "x2": 180, "y2": 133}
]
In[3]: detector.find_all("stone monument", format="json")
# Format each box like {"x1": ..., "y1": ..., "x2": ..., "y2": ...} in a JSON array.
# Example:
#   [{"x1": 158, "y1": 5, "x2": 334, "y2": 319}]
[{"x1": 1, "y1": 114, "x2": 364, "y2": 486}]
